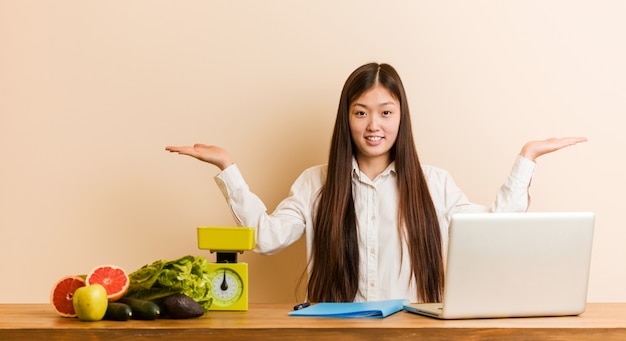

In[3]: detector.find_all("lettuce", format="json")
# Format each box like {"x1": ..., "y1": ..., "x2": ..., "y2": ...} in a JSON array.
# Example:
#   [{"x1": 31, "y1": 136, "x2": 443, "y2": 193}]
[{"x1": 125, "y1": 255, "x2": 212, "y2": 311}]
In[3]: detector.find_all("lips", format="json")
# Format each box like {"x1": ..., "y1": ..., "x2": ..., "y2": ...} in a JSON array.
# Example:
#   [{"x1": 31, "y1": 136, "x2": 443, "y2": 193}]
[{"x1": 365, "y1": 136, "x2": 384, "y2": 146}]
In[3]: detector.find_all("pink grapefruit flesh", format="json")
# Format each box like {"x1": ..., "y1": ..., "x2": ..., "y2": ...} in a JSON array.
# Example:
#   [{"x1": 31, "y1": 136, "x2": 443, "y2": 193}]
[
  {"x1": 86, "y1": 265, "x2": 130, "y2": 301},
  {"x1": 50, "y1": 275, "x2": 87, "y2": 317}
]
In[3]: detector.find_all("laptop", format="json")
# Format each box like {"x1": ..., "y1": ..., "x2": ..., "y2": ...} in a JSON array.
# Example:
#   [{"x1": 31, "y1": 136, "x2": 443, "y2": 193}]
[{"x1": 403, "y1": 212, "x2": 595, "y2": 319}]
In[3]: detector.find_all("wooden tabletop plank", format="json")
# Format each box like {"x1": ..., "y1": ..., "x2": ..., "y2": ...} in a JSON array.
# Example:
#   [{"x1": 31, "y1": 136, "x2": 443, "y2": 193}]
[{"x1": 1, "y1": 303, "x2": 625, "y2": 340}]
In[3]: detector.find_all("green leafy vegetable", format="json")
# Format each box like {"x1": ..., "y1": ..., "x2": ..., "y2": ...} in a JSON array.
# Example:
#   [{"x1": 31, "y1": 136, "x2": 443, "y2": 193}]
[{"x1": 125, "y1": 255, "x2": 213, "y2": 311}]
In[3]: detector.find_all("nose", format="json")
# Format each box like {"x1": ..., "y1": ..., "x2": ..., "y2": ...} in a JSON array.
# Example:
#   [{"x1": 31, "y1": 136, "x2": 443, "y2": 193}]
[{"x1": 366, "y1": 114, "x2": 380, "y2": 131}]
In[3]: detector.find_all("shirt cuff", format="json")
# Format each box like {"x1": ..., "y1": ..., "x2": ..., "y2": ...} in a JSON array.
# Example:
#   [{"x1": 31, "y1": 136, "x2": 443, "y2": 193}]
[
  {"x1": 511, "y1": 155, "x2": 536, "y2": 185},
  {"x1": 214, "y1": 163, "x2": 247, "y2": 198}
]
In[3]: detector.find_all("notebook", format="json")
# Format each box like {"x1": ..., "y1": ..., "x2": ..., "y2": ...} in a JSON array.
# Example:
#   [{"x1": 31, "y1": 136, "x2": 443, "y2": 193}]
[
  {"x1": 403, "y1": 212, "x2": 595, "y2": 319},
  {"x1": 289, "y1": 299, "x2": 407, "y2": 318}
]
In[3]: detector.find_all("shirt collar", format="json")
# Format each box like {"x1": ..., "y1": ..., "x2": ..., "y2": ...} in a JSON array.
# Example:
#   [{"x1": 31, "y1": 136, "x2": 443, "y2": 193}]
[{"x1": 351, "y1": 157, "x2": 397, "y2": 181}]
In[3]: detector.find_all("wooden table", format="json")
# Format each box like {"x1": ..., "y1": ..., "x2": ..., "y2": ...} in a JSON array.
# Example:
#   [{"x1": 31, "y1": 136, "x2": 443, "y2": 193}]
[{"x1": 1, "y1": 303, "x2": 626, "y2": 340}]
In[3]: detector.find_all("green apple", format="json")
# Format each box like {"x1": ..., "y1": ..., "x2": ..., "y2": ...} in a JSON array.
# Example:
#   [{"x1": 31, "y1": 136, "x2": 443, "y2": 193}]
[{"x1": 73, "y1": 284, "x2": 108, "y2": 321}]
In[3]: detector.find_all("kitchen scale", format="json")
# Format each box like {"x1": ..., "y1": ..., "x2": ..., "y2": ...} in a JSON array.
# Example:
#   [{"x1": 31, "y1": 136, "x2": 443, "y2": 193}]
[{"x1": 197, "y1": 226, "x2": 255, "y2": 311}]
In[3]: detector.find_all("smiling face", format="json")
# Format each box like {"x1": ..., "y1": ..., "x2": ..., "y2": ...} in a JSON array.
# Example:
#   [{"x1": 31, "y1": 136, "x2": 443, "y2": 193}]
[{"x1": 349, "y1": 84, "x2": 401, "y2": 171}]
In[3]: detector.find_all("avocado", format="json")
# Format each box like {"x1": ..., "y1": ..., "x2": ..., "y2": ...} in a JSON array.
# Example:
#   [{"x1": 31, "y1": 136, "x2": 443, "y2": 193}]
[{"x1": 162, "y1": 294, "x2": 204, "y2": 319}]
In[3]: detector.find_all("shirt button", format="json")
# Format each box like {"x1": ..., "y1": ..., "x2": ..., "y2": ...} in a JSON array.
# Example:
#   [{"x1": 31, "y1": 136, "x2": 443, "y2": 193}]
[
  {"x1": 371, "y1": 215, "x2": 376, "y2": 221},
  {"x1": 370, "y1": 282, "x2": 376, "y2": 288},
  {"x1": 370, "y1": 248, "x2": 376, "y2": 254}
]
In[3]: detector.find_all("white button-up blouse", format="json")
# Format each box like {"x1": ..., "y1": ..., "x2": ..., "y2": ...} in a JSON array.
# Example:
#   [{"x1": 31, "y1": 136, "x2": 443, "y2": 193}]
[{"x1": 214, "y1": 155, "x2": 535, "y2": 303}]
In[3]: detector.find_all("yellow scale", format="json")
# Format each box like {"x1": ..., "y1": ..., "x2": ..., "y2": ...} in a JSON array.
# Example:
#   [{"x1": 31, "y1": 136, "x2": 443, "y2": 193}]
[{"x1": 197, "y1": 226, "x2": 255, "y2": 311}]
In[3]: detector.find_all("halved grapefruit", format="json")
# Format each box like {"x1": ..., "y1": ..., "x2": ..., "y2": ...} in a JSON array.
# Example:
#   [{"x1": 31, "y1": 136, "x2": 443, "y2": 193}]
[
  {"x1": 50, "y1": 275, "x2": 87, "y2": 317},
  {"x1": 86, "y1": 265, "x2": 130, "y2": 302}
]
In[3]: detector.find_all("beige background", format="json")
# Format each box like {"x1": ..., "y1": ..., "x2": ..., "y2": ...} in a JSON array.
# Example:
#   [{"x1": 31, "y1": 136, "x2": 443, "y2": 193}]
[{"x1": 1, "y1": 1, "x2": 624, "y2": 304}]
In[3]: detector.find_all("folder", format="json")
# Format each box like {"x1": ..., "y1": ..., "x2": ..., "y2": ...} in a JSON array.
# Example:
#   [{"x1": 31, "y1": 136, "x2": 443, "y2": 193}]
[{"x1": 288, "y1": 299, "x2": 407, "y2": 318}]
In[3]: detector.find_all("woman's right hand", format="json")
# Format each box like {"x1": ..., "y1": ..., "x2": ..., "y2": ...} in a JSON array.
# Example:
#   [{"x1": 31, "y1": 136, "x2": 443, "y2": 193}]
[
  {"x1": 519, "y1": 137, "x2": 587, "y2": 162},
  {"x1": 165, "y1": 144, "x2": 234, "y2": 170}
]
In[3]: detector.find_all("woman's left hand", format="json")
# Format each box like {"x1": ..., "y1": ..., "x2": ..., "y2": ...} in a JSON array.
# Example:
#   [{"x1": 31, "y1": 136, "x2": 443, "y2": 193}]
[{"x1": 520, "y1": 137, "x2": 588, "y2": 161}]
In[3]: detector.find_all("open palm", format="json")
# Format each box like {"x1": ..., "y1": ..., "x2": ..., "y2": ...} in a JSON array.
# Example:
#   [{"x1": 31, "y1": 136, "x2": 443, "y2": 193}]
[{"x1": 521, "y1": 137, "x2": 587, "y2": 161}]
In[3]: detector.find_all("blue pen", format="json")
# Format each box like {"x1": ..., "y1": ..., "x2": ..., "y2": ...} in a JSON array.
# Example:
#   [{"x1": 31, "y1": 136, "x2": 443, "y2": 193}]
[{"x1": 293, "y1": 302, "x2": 310, "y2": 311}]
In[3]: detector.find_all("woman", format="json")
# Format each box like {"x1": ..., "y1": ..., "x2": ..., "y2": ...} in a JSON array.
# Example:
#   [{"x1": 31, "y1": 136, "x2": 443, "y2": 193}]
[{"x1": 166, "y1": 63, "x2": 586, "y2": 303}]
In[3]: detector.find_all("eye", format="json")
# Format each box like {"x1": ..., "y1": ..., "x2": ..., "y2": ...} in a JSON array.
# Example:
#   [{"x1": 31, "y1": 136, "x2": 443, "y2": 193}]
[
  {"x1": 382, "y1": 111, "x2": 392, "y2": 116},
  {"x1": 354, "y1": 111, "x2": 367, "y2": 116}
]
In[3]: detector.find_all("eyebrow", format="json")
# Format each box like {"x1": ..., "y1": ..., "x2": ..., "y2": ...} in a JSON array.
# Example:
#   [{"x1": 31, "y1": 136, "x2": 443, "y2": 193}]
[{"x1": 352, "y1": 101, "x2": 397, "y2": 109}]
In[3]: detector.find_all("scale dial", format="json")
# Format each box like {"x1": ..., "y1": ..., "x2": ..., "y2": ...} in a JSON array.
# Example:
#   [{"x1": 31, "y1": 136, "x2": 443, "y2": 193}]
[{"x1": 207, "y1": 267, "x2": 244, "y2": 307}]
